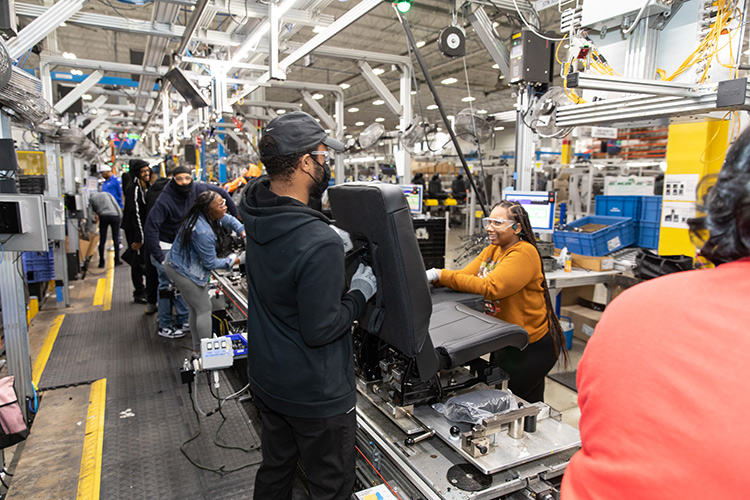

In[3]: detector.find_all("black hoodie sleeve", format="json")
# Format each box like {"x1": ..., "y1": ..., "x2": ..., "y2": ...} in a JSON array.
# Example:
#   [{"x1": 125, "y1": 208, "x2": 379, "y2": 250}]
[{"x1": 296, "y1": 240, "x2": 366, "y2": 347}]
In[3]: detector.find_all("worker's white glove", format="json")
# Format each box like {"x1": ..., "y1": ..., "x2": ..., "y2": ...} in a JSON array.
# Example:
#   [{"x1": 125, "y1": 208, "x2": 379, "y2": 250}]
[
  {"x1": 237, "y1": 251, "x2": 246, "y2": 265},
  {"x1": 350, "y1": 263, "x2": 377, "y2": 301},
  {"x1": 331, "y1": 225, "x2": 354, "y2": 253},
  {"x1": 228, "y1": 253, "x2": 238, "y2": 267},
  {"x1": 426, "y1": 268, "x2": 440, "y2": 282}
]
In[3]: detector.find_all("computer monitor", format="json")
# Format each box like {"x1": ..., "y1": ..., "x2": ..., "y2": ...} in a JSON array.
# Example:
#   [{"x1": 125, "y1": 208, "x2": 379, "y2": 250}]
[
  {"x1": 401, "y1": 184, "x2": 423, "y2": 214},
  {"x1": 502, "y1": 191, "x2": 556, "y2": 233}
]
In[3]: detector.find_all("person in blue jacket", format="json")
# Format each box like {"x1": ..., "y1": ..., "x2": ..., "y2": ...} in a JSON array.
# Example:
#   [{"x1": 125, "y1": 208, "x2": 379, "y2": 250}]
[
  {"x1": 164, "y1": 191, "x2": 245, "y2": 353},
  {"x1": 99, "y1": 164, "x2": 124, "y2": 209},
  {"x1": 144, "y1": 165, "x2": 239, "y2": 339}
]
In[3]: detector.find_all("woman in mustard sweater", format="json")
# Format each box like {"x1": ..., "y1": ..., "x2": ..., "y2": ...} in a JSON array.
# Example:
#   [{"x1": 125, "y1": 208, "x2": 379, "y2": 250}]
[{"x1": 427, "y1": 200, "x2": 567, "y2": 402}]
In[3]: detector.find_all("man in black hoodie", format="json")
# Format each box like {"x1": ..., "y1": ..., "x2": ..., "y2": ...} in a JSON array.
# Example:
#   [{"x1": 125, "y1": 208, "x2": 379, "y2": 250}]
[
  {"x1": 239, "y1": 111, "x2": 377, "y2": 500},
  {"x1": 123, "y1": 159, "x2": 151, "y2": 303},
  {"x1": 144, "y1": 165, "x2": 239, "y2": 339}
]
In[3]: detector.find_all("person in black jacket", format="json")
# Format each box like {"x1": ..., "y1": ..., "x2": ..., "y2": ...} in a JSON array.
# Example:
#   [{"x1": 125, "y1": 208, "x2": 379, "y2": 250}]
[
  {"x1": 142, "y1": 167, "x2": 171, "y2": 314},
  {"x1": 123, "y1": 159, "x2": 152, "y2": 303},
  {"x1": 144, "y1": 166, "x2": 239, "y2": 339},
  {"x1": 239, "y1": 111, "x2": 377, "y2": 500}
]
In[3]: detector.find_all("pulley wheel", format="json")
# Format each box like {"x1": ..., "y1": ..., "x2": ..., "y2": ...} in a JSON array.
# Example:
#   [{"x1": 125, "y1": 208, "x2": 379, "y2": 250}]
[{"x1": 438, "y1": 26, "x2": 465, "y2": 58}]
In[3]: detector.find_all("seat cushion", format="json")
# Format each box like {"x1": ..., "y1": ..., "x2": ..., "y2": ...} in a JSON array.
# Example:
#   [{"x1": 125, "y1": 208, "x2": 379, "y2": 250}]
[{"x1": 430, "y1": 301, "x2": 529, "y2": 370}]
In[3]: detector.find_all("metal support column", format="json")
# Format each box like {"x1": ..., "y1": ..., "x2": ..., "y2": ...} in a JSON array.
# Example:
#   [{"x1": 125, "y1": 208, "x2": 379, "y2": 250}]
[
  {"x1": 44, "y1": 142, "x2": 69, "y2": 307},
  {"x1": 0, "y1": 112, "x2": 33, "y2": 422},
  {"x1": 514, "y1": 87, "x2": 534, "y2": 191},
  {"x1": 397, "y1": 64, "x2": 412, "y2": 183},
  {"x1": 334, "y1": 93, "x2": 345, "y2": 185}
]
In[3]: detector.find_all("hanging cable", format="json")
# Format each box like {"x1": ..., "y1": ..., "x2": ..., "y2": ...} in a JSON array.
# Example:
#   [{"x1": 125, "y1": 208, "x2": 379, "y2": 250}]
[{"x1": 511, "y1": 0, "x2": 566, "y2": 41}]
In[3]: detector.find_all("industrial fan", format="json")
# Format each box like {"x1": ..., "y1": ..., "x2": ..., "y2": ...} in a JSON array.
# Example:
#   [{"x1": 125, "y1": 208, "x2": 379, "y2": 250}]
[
  {"x1": 528, "y1": 87, "x2": 574, "y2": 138},
  {"x1": 0, "y1": 38, "x2": 11, "y2": 90},
  {"x1": 455, "y1": 108, "x2": 493, "y2": 145},
  {"x1": 358, "y1": 123, "x2": 386, "y2": 150},
  {"x1": 400, "y1": 115, "x2": 432, "y2": 153}
]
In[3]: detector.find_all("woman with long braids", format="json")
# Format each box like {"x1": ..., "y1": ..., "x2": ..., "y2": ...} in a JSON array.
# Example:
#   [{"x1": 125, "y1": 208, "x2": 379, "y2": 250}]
[
  {"x1": 165, "y1": 191, "x2": 245, "y2": 354},
  {"x1": 426, "y1": 200, "x2": 567, "y2": 402}
]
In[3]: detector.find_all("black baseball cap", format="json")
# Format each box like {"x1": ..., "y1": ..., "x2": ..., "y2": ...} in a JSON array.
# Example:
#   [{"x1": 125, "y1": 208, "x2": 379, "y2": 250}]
[{"x1": 261, "y1": 111, "x2": 345, "y2": 157}]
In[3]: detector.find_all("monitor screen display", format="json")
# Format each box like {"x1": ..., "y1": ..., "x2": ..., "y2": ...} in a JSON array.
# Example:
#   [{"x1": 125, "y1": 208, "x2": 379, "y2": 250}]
[
  {"x1": 502, "y1": 191, "x2": 556, "y2": 233},
  {"x1": 401, "y1": 184, "x2": 423, "y2": 214}
]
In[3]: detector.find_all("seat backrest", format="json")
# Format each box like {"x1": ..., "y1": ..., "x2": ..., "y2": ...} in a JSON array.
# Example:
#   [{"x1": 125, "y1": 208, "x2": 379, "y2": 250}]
[{"x1": 328, "y1": 183, "x2": 434, "y2": 362}]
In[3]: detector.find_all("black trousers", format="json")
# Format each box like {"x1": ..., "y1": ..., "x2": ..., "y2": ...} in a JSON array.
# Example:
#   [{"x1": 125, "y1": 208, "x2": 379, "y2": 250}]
[
  {"x1": 98, "y1": 215, "x2": 121, "y2": 263},
  {"x1": 124, "y1": 232, "x2": 146, "y2": 297},
  {"x1": 142, "y1": 246, "x2": 158, "y2": 305},
  {"x1": 253, "y1": 397, "x2": 356, "y2": 500},
  {"x1": 494, "y1": 331, "x2": 558, "y2": 403}
]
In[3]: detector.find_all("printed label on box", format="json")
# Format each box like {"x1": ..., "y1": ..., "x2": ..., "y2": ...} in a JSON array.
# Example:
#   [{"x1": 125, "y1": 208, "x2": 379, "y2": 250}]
[
  {"x1": 607, "y1": 236, "x2": 621, "y2": 252},
  {"x1": 663, "y1": 174, "x2": 699, "y2": 202}
]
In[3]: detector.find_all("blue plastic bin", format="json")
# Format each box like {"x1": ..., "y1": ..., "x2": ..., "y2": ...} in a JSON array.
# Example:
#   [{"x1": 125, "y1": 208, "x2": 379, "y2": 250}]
[
  {"x1": 560, "y1": 315, "x2": 574, "y2": 350},
  {"x1": 636, "y1": 221, "x2": 660, "y2": 249},
  {"x1": 595, "y1": 195, "x2": 641, "y2": 219},
  {"x1": 22, "y1": 244, "x2": 55, "y2": 283},
  {"x1": 553, "y1": 215, "x2": 635, "y2": 256},
  {"x1": 639, "y1": 196, "x2": 663, "y2": 222}
]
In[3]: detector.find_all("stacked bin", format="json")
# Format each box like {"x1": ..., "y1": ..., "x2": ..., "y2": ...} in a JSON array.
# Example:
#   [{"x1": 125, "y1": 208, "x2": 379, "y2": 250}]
[
  {"x1": 595, "y1": 195, "x2": 662, "y2": 249},
  {"x1": 553, "y1": 215, "x2": 636, "y2": 256},
  {"x1": 22, "y1": 243, "x2": 55, "y2": 283}
]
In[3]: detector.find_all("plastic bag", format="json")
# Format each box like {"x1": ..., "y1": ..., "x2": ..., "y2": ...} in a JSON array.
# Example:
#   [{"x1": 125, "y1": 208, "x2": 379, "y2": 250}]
[{"x1": 432, "y1": 389, "x2": 517, "y2": 424}]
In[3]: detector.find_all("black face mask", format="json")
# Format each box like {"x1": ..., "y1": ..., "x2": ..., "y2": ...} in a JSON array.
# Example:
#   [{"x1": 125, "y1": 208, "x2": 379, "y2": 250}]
[
  {"x1": 306, "y1": 157, "x2": 331, "y2": 198},
  {"x1": 172, "y1": 179, "x2": 193, "y2": 198}
]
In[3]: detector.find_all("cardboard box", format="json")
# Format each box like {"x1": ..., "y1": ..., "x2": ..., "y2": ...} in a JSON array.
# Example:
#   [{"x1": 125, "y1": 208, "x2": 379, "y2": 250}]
[
  {"x1": 555, "y1": 249, "x2": 614, "y2": 271},
  {"x1": 560, "y1": 304, "x2": 603, "y2": 341},
  {"x1": 79, "y1": 234, "x2": 99, "y2": 259}
]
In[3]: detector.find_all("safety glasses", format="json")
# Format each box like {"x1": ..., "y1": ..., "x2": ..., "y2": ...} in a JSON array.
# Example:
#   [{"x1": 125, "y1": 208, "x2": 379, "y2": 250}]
[
  {"x1": 309, "y1": 151, "x2": 330, "y2": 164},
  {"x1": 482, "y1": 217, "x2": 514, "y2": 230}
]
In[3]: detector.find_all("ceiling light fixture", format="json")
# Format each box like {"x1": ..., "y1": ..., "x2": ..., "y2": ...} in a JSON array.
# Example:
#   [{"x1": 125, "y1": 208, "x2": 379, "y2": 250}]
[
  {"x1": 312, "y1": 93, "x2": 324, "y2": 100},
  {"x1": 372, "y1": 100, "x2": 384, "y2": 106},
  {"x1": 477, "y1": 109, "x2": 488, "y2": 114},
  {"x1": 276, "y1": 109, "x2": 287, "y2": 114},
  {"x1": 426, "y1": 104, "x2": 438, "y2": 110},
  {"x1": 494, "y1": 126, "x2": 505, "y2": 131},
  {"x1": 441, "y1": 77, "x2": 457, "y2": 85},
  {"x1": 312, "y1": 25, "x2": 325, "y2": 33},
  {"x1": 416, "y1": 40, "x2": 426, "y2": 48},
  {"x1": 461, "y1": 96, "x2": 476, "y2": 102},
  {"x1": 355, "y1": 121, "x2": 364, "y2": 126},
  {"x1": 339, "y1": 83, "x2": 350, "y2": 89},
  {"x1": 348, "y1": 107, "x2": 359, "y2": 113},
  {"x1": 375, "y1": 117, "x2": 385, "y2": 122},
  {"x1": 492, "y1": 64, "x2": 499, "y2": 69},
  {"x1": 372, "y1": 68, "x2": 385, "y2": 76}
]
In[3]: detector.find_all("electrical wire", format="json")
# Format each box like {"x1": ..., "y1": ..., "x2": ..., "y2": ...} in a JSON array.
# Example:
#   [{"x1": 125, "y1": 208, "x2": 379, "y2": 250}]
[
  {"x1": 622, "y1": 0, "x2": 653, "y2": 36},
  {"x1": 180, "y1": 375, "x2": 261, "y2": 475},
  {"x1": 0, "y1": 241, "x2": 4, "y2": 265},
  {"x1": 461, "y1": 55, "x2": 490, "y2": 199},
  {"x1": 511, "y1": 0, "x2": 567, "y2": 41}
]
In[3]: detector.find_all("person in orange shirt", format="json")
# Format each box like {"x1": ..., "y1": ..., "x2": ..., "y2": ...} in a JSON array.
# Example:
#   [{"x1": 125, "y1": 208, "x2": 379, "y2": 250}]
[
  {"x1": 426, "y1": 200, "x2": 567, "y2": 402},
  {"x1": 223, "y1": 163, "x2": 263, "y2": 194}
]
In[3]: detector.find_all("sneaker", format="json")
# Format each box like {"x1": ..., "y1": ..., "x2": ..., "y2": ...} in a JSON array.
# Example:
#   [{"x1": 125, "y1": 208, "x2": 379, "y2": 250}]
[
  {"x1": 133, "y1": 295, "x2": 148, "y2": 304},
  {"x1": 158, "y1": 327, "x2": 185, "y2": 339},
  {"x1": 181, "y1": 323, "x2": 190, "y2": 332},
  {"x1": 144, "y1": 303, "x2": 158, "y2": 314}
]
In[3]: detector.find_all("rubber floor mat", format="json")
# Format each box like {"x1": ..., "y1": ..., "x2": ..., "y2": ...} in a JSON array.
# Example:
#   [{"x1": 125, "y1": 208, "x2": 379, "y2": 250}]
[
  {"x1": 37, "y1": 265, "x2": 271, "y2": 499},
  {"x1": 548, "y1": 370, "x2": 578, "y2": 393}
]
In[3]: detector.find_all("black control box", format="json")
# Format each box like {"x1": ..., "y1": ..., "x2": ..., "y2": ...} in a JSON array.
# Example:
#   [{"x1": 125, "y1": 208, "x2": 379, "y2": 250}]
[
  {"x1": 0, "y1": 201, "x2": 22, "y2": 233},
  {"x1": 509, "y1": 29, "x2": 554, "y2": 84}
]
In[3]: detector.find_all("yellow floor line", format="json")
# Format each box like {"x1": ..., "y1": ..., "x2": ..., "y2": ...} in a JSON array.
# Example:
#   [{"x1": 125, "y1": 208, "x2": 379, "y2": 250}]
[
  {"x1": 103, "y1": 250, "x2": 114, "y2": 311},
  {"x1": 77, "y1": 378, "x2": 106, "y2": 500},
  {"x1": 32, "y1": 314, "x2": 65, "y2": 387},
  {"x1": 93, "y1": 279, "x2": 105, "y2": 306}
]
